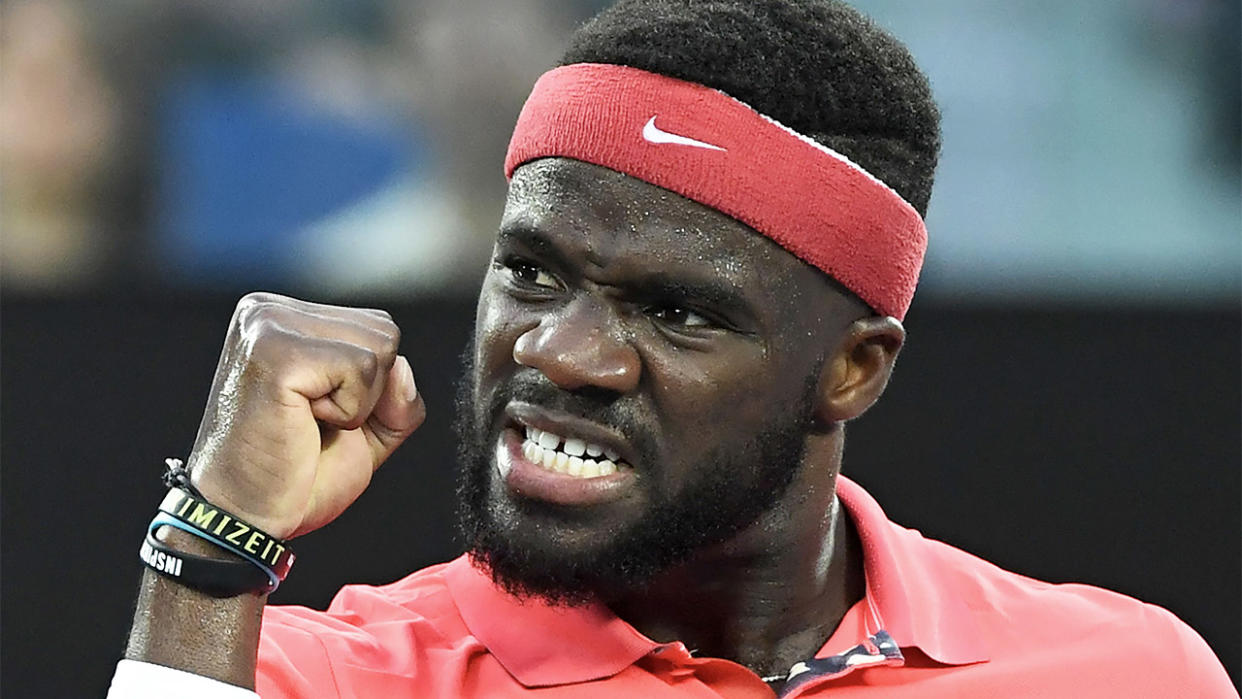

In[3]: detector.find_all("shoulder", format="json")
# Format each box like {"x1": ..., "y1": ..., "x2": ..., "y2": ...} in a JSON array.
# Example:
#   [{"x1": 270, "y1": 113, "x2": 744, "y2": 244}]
[
  {"x1": 907, "y1": 529, "x2": 1236, "y2": 696},
  {"x1": 262, "y1": 559, "x2": 465, "y2": 639},
  {"x1": 256, "y1": 559, "x2": 482, "y2": 698}
]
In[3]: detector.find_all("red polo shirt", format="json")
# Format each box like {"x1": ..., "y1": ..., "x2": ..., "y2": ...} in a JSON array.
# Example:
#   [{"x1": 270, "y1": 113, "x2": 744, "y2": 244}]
[{"x1": 254, "y1": 477, "x2": 1236, "y2": 697}]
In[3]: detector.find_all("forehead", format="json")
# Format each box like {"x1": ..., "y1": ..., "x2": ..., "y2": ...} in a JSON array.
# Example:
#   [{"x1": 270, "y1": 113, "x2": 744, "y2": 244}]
[{"x1": 501, "y1": 158, "x2": 803, "y2": 286}]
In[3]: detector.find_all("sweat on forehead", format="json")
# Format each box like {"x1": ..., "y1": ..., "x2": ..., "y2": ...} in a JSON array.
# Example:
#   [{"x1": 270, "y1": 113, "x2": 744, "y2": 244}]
[
  {"x1": 506, "y1": 157, "x2": 756, "y2": 237},
  {"x1": 504, "y1": 159, "x2": 782, "y2": 268}
]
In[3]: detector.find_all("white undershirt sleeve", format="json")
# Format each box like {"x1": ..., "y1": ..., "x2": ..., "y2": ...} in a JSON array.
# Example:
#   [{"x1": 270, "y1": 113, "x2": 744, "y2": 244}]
[{"x1": 107, "y1": 659, "x2": 261, "y2": 699}]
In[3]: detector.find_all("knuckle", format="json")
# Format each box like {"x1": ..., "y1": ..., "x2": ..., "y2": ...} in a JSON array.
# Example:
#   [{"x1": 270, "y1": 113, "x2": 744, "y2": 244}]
[
  {"x1": 234, "y1": 297, "x2": 279, "y2": 332},
  {"x1": 367, "y1": 308, "x2": 400, "y2": 336},
  {"x1": 375, "y1": 312, "x2": 401, "y2": 348},
  {"x1": 234, "y1": 291, "x2": 281, "y2": 318},
  {"x1": 236, "y1": 291, "x2": 269, "y2": 309},
  {"x1": 231, "y1": 296, "x2": 260, "y2": 329},
  {"x1": 378, "y1": 326, "x2": 401, "y2": 357},
  {"x1": 349, "y1": 307, "x2": 399, "y2": 357},
  {"x1": 361, "y1": 306, "x2": 393, "y2": 322},
  {"x1": 240, "y1": 291, "x2": 279, "y2": 305},
  {"x1": 237, "y1": 317, "x2": 291, "y2": 367},
  {"x1": 358, "y1": 306, "x2": 397, "y2": 330},
  {"x1": 355, "y1": 348, "x2": 380, "y2": 384}
]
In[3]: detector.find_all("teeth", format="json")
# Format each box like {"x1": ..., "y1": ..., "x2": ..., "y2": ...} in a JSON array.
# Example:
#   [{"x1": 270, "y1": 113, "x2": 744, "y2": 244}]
[
  {"x1": 563, "y1": 438, "x2": 586, "y2": 456},
  {"x1": 497, "y1": 441, "x2": 513, "y2": 476},
  {"x1": 517, "y1": 425, "x2": 627, "y2": 479}
]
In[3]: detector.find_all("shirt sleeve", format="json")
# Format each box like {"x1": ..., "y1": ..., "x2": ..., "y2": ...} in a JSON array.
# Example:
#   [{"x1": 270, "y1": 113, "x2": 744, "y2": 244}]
[{"x1": 107, "y1": 659, "x2": 260, "y2": 699}]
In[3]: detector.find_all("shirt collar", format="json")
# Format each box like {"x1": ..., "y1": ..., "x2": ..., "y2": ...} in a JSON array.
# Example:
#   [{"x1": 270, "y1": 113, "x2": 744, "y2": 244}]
[
  {"x1": 443, "y1": 555, "x2": 658, "y2": 687},
  {"x1": 444, "y1": 475, "x2": 988, "y2": 688},
  {"x1": 835, "y1": 475, "x2": 989, "y2": 666}
]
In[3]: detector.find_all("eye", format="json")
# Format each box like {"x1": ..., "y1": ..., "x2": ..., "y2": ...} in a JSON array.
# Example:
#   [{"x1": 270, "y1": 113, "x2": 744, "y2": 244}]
[
  {"x1": 503, "y1": 258, "x2": 560, "y2": 290},
  {"x1": 647, "y1": 304, "x2": 712, "y2": 329}
]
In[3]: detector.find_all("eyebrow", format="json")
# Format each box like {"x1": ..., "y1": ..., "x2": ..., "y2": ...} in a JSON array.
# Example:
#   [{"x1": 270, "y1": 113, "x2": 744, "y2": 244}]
[
  {"x1": 496, "y1": 220, "x2": 756, "y2": 323},
  {"x1": 496, "y1": 222, "x2": 572, "y2": 270},
  {"x1": 627, "y1": 272, "x2": 752, "y2": 318}
]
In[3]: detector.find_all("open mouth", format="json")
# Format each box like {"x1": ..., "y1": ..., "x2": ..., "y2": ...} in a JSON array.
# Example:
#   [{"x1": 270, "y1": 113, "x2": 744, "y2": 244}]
[
  {"x1": 519, "y1": 425, "x2": 632, "y2": 479},
  {"x1": 495, "y1": 408, "x2": 639, "y2": 507}
]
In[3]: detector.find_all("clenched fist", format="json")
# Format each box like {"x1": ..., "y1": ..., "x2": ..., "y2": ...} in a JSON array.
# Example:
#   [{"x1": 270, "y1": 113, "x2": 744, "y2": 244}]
[{"x1": 185, "y1": 293, "x2": 426, "y2": 540}]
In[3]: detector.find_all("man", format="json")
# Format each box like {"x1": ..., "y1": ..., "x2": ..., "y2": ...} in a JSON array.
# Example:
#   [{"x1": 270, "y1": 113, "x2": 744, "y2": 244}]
[{"x1": 109, "y1": 1, "x2": 1237, "y2": 697}]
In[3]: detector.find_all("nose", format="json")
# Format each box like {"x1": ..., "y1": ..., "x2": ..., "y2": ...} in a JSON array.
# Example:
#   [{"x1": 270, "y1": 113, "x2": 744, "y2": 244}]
[{"x1": 513, "y1": 300, "x2": 641, "y2": 394}]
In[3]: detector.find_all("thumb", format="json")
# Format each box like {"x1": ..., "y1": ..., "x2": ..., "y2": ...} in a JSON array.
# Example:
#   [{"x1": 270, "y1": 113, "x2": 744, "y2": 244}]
[{"x1": 363, "y1": 354, "x2": 426, "y2": 469}]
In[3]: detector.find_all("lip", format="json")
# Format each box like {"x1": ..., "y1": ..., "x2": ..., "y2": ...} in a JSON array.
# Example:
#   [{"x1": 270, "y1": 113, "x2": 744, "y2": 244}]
[
  {"x1": 497, "y1": 429, "x2": 637, "y2": 506},
  {"x1": 494, "y1": 404, "x2": 635, "y2": 509}
]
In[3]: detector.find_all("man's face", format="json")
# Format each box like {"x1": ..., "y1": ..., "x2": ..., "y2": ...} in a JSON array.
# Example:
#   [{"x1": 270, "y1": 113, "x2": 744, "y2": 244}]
[{"x1": 456, "y1": 158, "x2": 862, "y2": 602}]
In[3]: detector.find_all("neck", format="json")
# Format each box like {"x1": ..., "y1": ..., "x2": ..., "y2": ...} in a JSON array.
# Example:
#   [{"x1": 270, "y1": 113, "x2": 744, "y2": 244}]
[{"x1": 605, "y1": 427, "x2": 865, "y2": 677}]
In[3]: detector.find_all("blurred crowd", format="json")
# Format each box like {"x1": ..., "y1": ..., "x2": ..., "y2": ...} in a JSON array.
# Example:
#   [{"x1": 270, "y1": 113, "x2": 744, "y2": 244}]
[
  {"x1": 1, "y1": 0, "x2": 601, "y2": 296},
  {"x1": 1, "y1": 0, "x2": 1237, "y2": 301}
]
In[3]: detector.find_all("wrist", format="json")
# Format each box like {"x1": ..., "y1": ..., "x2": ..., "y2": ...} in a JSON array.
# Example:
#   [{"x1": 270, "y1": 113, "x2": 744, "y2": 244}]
[
  {"x1": 187, "y1": 468, "x2": 302, "y2": 540},
  {"x1": 142, "y1": 460, "x2": 296, "y2": 597}
]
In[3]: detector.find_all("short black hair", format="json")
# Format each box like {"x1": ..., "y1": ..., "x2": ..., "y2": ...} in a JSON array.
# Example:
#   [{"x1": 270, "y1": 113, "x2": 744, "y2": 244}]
[{"x1": 560, "y1": 0, "x2": 941, "y2": 217}]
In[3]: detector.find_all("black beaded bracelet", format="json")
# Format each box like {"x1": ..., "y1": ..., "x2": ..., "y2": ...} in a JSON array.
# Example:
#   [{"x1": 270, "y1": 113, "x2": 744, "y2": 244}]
[
  {"x1": 161, "y1": 458, "x2": 204, "y2": 499},
  {"x1": 139, "y1": 527, "x2": 272, "y2": 597}
]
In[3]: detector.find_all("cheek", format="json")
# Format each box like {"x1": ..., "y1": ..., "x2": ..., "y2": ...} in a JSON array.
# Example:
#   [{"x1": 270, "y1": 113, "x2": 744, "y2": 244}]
[
  {"x1": 474, "y1": 278, "x2": 529, "y2": 379},
  {"x1": 645, "y1": 350, "x2": 786, "y2": 448}
]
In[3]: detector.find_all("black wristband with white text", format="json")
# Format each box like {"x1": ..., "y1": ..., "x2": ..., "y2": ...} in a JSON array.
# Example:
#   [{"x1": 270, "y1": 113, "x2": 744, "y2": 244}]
[
  {"x1": 139, "y1": 528, "x2": 272, "y2": 597},
  {"x1": 156, "y1": 488, "x2": 295, "y2": 584}
]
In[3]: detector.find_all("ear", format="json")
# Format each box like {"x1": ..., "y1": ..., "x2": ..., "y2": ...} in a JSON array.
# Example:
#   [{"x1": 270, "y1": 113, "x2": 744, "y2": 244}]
[{"x1": 815, "y1": 316, "x2": 906, "y2": 424}]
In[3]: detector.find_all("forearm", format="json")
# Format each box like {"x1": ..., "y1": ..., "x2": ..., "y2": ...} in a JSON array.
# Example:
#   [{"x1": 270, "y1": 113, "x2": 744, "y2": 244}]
[{"x1": 124, "y1": 529, "x2": 266, "y2": 689}]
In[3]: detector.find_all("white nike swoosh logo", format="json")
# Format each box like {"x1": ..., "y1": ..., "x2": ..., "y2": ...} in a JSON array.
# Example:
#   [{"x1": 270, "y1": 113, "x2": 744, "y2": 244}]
[{"x1": 642, "y1": 116, "x2": 726, "y2": 152}]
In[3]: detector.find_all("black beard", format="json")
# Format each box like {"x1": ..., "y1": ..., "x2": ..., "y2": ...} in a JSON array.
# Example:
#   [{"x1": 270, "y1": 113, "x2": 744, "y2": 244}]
[{"x1": 454, "y1": 349, "x2": 817, "y2": 606}]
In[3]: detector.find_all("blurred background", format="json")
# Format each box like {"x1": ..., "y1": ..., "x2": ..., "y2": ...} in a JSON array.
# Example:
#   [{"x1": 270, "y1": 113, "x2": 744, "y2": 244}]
[{"x1": 1, "y1": 0, "x2": 1238, "y2": 695}]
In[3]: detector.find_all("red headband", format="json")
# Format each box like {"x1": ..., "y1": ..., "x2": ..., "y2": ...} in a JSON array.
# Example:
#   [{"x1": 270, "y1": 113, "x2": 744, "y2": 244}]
[{"x1": 504, "y1": 63, "x2": 927, "y2": 320}]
